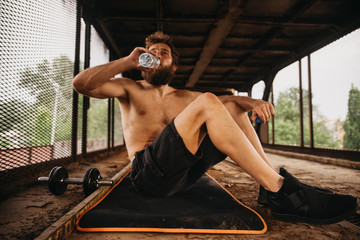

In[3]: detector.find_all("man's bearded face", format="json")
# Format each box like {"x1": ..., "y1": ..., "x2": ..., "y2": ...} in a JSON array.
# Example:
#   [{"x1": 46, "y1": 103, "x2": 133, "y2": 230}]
[{"x1": 142, "y1": 65, "x2": 175, "y2": 86}]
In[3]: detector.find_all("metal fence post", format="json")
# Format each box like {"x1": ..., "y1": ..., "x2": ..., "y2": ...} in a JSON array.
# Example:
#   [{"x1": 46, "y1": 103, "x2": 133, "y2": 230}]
[
  {"x1": 299, "y1": 60, "x2": 304, "y2": 147},
  {"x1": 308, "y1": 55, "x2": 314, "y2": 148},
  {"x1": 82, "y1": 20, "x2": 91, "y2": 158},
  {"x1": 71, "y1": 0, "x2": 82, "y2": 162}
]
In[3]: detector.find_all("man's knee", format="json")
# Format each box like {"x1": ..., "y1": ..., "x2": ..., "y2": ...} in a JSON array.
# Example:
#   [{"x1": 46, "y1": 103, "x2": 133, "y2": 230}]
[
  {"x1": 223, "y1": 101, "x2": 246, "y2": 117},
  {"x1": 196, "y1": 92, "x2": 219, "y2": 103},
  {"x1": 195, "y1": 92, "x2": 223, "y2": 108},
  {"x1": 194, "y1": 92, "x2": 224, "y2": 116}
]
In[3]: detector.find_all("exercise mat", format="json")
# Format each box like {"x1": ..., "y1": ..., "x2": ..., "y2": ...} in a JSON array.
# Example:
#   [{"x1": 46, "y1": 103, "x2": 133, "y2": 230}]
[{"x1": 76, "y1": 170, "x2": 267, "y2": 234}]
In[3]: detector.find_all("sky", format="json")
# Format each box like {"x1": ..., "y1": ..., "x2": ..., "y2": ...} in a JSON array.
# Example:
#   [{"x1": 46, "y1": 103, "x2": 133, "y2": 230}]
[{"x1": 253, "y1": 28, "x2": 360, "y2": 122}]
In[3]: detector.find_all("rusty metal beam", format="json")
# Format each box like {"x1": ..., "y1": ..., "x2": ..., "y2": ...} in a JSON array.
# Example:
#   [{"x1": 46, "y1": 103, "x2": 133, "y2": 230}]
[
  {"x1": 98, "y1": 20, "x2": 122, "y2": 57},
  {"x1": 156, "y1": 0, "x2": 163, "y2": 32},
  {"x1": 217, "y1": 0, "x2": 317, "y2": 88},
  {"x1": 185, "y1": 4, "x2": 244, "y2": 87},
  {"x1": 102, "y1": 17, "x2": 337, "y2": 30},
  {"x1": 178, "y1": 47, "x2": 295, "y2": 56}
]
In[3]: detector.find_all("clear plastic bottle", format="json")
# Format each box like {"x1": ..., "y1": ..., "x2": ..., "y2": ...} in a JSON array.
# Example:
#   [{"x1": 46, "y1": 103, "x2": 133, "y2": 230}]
[{"x1": 139, "y1": 53, "x2": 160, "y2": 68}]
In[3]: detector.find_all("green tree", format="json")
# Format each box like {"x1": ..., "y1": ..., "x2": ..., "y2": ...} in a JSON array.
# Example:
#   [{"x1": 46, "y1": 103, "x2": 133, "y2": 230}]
[
  {"x1": 0, "y1": 99, "x2": 29, "y2": 134},
  {"x1": 343, "y1": 85, "x2": 360, "y2": 150},
  {"x1": 18, "y1": 56, "x2": 74, "y2": 109},
  {"x1": 87, "y1": 98, "x2": 108, "y2": 139},
  {"x1": 274, "y1": 87, "x2": 339, "y2": 147},
  {"x1": 0, "y1": 99, "x2": 34, "y2": 149},
  {"x1": 32, "y1": 105, "x2": 52, "y2": 146},
  {"x1": 274, "y1": 87, "x2": 301, "y2": 145},
  {"x1": 17, "y1": 56, "x2": 78, "y2": 145}
]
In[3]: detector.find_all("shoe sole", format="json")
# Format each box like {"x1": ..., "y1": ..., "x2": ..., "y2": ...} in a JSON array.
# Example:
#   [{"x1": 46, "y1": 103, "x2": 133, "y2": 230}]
[{"x1": 271, "y1": 199, "x2": 359, "y2": 225}]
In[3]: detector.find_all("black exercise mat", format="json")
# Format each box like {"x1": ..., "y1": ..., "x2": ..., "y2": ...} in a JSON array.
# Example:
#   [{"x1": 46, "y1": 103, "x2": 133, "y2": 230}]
[{"x1": 76, "y1": 170, "x2": 267, "y2": 234}]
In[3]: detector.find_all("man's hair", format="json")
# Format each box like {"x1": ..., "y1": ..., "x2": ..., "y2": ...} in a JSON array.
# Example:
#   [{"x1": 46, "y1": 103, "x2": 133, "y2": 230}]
[{"x1": 145, "y1": 31, "x2": 179, "y2": 67}]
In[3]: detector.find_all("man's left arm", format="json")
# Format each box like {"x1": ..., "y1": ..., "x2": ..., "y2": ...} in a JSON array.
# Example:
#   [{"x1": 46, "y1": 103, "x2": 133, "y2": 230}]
[{"x1": 218, "y1": 95, "x2": 274, "y2": 123}]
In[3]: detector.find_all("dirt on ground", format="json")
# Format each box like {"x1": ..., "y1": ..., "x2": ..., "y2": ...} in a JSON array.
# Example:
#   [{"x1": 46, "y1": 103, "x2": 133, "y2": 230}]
[
  {"x1": 0, "y1": 150, "x2": 130, "y2": 240},
  {"x1": 0, "y1": 148, "x2": 359, "y2": 240}
]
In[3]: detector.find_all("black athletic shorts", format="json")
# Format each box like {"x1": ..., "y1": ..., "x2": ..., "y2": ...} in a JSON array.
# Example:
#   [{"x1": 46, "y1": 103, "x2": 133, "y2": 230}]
[{"x1": 130, "y1": 119, "x2": 227, "y2": 197}]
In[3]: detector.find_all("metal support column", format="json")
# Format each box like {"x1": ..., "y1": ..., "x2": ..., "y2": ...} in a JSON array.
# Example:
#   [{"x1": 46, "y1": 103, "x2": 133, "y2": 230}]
[
  {"x1": 262, "y1": 74, "x2": 274, "y2": 101},
  {"x1": 71, "y1": 0, "x2": 82, "y2": 161},
  {"x1": 107, "y1": 98, "x2": 112, "y2": 151},
  {"x1": 256, "y1": 72, "x2": 276, "y2": 137},
  {"x1": 107, "y1": 50, "x2": 113, "y2": 151},
  {"x1": 82, "y1": 21, "x2": 91, "y2": 158},
  {"x1": 298, "y1": 60, "x2": 304, "y2": 147},
  {"x1": 307, "y1": 55, "x2": 314, "y2": 148},
  {"x1": 111, "y1": 98, "x2": 115, "y2": 150},
  {"x1": 271, "y1": 86, "x2": 275, "y2": 144},
  {"x1": 108, "y1": 51, "x2": 116, "y2": 150}
]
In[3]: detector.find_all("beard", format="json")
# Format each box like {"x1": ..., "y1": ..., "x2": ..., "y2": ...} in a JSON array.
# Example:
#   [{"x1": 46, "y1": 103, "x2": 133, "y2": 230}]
[{"x1": 142, "y1": 65, "x2": 175, "y2": 86}]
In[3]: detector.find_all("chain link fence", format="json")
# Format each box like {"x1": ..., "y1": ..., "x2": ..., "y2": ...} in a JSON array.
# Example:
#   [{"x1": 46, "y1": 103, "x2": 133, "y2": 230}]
[
  {"x1": 0, "y1": 0, "x2": 123, "y2": 198},
  {"x1": 1, "y1": 0, "x2": 77, "y2": 170}
]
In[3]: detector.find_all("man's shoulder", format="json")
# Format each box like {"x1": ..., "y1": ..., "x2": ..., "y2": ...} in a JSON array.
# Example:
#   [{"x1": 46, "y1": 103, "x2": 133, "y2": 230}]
[
  {"x1": 173, "y1": 88, "x2": 201, "y2": 97},
  {"x1": 169, "y1": 88, "x2": 202, "y2": 104},
  {"x1": 111, "y1": 78, "x2": 145, "y2": 91}
]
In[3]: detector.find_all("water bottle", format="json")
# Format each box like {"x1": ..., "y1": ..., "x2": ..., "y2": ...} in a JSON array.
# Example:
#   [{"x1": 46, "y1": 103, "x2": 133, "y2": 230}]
[{"x1": 139, "y1": 53, "x2": 160, "y2": 68}]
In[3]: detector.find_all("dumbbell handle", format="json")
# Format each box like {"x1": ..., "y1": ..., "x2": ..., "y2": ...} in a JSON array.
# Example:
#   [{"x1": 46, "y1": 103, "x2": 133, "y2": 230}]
[
  {"x1": 38, "y1": 177, "x2": 51, "y2": 182},
  {"x1": 38, "y1": 177, "x2": 113, "y2": 186}
]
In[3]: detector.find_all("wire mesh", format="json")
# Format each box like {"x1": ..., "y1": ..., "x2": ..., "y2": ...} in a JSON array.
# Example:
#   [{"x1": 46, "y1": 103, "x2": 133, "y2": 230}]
[{"x1": 0, "y1": 0, "x2": 77, "y2": 170}]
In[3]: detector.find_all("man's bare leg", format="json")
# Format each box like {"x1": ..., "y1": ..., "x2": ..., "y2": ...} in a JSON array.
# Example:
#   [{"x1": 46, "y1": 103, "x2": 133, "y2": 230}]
[
  {"x1": 174, "y1": 93, "x2": 283, "y2": 192},
  {"x1": 223, "y1": 101, "x2": 274, "y2": 169}
]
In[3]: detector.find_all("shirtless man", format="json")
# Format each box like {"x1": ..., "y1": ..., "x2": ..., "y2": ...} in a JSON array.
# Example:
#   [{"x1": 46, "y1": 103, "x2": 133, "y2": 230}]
[{"x1": 73, "y1": 32, "x2": 357, "y2": 224}]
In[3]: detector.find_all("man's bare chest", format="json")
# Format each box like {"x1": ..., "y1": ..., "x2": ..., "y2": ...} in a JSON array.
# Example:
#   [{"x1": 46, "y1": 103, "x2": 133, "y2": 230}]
[
  {"x1": 136, "y1": 99, "x2": 186, "y2": 124},
  {"x1": 121, "y1": 87, "x2": 198, "y2": 126}
]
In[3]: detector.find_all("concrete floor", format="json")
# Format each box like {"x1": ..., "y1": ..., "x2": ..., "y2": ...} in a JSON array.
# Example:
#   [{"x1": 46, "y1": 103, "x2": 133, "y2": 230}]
[{"x1": 0, "y1": 149, "x2": 359, "y2": 240}]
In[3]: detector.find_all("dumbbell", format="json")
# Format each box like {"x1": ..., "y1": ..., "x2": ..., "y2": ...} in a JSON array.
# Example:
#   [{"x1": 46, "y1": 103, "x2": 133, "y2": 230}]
[{"x1": 38, "y1": 166, "x2": 113, "y2": 196}]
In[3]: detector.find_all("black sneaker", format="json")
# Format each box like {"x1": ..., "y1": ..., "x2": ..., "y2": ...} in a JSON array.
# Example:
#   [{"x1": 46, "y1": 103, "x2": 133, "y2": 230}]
[
  {"x1": 257, "y1": 185, "x2": 270, "y2": 206},
  {"x1": 267, "y1": 168, "x2": 358, "y2": 224},
  {"x1": 257, "y1": 168, "x2": 333, "y2": 207}
]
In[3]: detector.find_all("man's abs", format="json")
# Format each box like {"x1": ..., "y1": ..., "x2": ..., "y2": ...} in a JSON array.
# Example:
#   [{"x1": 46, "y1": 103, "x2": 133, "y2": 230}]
[{"x1": 123, "y1": 122, "x2": 169, "y2": 160}]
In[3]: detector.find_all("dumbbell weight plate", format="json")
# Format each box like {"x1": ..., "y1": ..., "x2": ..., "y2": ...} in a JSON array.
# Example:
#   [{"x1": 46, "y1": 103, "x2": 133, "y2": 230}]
[
  {"x1": 83, "y1": 168, "x2": 101, "y2": 196},
  {"x1": 48, "y1": 166, "x2": 68, "y2": 195}
]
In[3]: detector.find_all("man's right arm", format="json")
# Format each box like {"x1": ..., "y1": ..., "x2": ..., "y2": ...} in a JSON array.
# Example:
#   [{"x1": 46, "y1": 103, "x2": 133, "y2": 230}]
[
  {"x1": 218, "y1": 95, "x2": 275, "y2": 123},
  {"x1": 72, "y1": 47, "x2": 151, "y2": 99}
]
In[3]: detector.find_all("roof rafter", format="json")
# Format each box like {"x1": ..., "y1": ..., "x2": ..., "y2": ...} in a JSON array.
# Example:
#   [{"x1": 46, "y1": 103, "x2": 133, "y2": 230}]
[
  {"x1": 102, "y1": 17, "x2": 337, "y2": 30},
  {"x1": 217, "y1": 0, "x2": 317, "y2": 88},
  {"x1": 185, "y1": 3, "x2": 244, "y2": 87}
]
